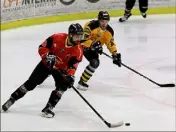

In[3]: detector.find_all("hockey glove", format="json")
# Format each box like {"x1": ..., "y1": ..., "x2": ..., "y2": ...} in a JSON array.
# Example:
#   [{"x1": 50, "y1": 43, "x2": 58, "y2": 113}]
[
  {"x1": 112, "y1": 53, "x2": 121, "y2": 67},
  {"x1": 68, "y1": 56, "x2": 79, "y2": 69},
  {"x1": 64, "y1": 75, "x2": 75, "y2": 88},
  {"x1": 90, "y1": 41, "x2": 103, "y2": 55},
  {"x1": 46, "y1": 53, "x2": 56, "y2": 70}
]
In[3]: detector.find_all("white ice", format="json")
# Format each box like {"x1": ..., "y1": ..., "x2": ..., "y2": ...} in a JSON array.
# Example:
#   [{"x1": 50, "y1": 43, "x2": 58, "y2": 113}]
[{"x1": 1, "y1": 14, "x2": 175, "y2": 131}]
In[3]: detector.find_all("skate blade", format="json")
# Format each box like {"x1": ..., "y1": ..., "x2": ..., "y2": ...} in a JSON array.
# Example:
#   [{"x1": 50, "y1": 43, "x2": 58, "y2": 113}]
[
  {"x1": 77, "y1": 87, "x2": 88, "y2": 91},
  {"x1": 0, "y1": 107, "x2": 8, "y2": 113},
  {"x1": 119, "y1": 18, "x2": 126, "y2": 22},
  {"x1": 41, "y1": 112, "x2": 54, "y2": 118},
  {"x1": 77, "y1": 85, "x2": 88, "y2": 91}
]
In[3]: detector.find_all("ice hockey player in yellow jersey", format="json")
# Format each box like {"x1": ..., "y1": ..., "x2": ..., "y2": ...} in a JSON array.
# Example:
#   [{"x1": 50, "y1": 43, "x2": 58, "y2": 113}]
[{"x1": 77, "y1": 11, "x2": 122, "y2": 91}]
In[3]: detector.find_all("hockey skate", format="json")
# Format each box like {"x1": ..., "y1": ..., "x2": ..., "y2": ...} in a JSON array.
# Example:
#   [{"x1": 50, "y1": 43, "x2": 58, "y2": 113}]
[
  {"x1": 119, "y1": 13, "x2": 132, "y2": 22},
  {"x1": 1, "y1": 97, "x2": 15, "y2": 112},
  {"x1": 141, "y1": 12, "x2": 147, "y2": 18},
  {"x1": 41, "y1": 103, "x2": 55, "y2": 118},
  {"x1": 77, "y1": 80, "x2": 89, "y2": 91}
]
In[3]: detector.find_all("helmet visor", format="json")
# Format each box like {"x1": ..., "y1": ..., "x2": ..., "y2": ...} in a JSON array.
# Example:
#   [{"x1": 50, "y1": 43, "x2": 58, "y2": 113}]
[{"x1": 71, "y1": 34, "x2": 83, "y2": 43}]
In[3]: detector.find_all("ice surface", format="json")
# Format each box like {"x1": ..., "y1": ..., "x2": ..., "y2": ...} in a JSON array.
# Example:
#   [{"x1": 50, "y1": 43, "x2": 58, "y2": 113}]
[{"x1": 1, "y1": 14, "x2": 175, "y2": 131}]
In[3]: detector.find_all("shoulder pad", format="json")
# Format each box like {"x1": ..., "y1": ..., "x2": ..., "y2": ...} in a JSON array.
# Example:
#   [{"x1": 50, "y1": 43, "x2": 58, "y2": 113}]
[
  {"x1": 106, "y1": 25, "x2": 114, "y2": 37},
  {"x1": 88, "y1": 20, "x2": 100, "y2": 30}
]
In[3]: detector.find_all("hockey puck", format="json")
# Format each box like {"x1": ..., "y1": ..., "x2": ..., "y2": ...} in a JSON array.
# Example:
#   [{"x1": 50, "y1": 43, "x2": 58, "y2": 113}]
[{"x1": 125, "y1": 123, "x2": 130, "y2": 126}]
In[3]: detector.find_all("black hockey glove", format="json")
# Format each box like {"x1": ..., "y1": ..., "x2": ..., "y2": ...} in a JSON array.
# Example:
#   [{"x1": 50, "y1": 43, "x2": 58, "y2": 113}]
[
  {"x1": 112, "y1": 53, "x2": 121, "y2": 67},
  {"x1": 46, "y1": 53, "x2": 56, "y2": 70},
  {"x1": 90, "y1": 41, "x2": 103, "y2": 54},
  {"x1": 64, "y1": 75, "x2": 75, "y2": 88},
  {"x1": 68, "y1": 56, "x2": 79, "y2": 69}
]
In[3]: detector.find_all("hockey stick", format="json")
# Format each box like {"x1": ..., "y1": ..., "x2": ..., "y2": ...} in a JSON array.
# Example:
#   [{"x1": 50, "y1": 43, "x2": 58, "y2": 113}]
[
  {"x1": 102, "y1": 52, "x2": 175, "y2": 88},
  {"x1": 72, "y1": 86, "x2": 124, "y2": 128}
]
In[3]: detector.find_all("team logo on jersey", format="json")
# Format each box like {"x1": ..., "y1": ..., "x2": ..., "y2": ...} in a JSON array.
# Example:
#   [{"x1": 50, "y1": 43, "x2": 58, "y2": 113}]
[
  {"x1": 60, "y1": 48, "x2": 65, "y2": 53},
  {"x1": 54, "y1": 43, "x2": 57, "y2": 47},
  {"x1": 66, "y1": 54, "x2": 71, "y2": 59}
]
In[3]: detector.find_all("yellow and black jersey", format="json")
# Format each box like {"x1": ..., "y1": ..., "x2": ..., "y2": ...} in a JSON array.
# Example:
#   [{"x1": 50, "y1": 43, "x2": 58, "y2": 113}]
[{"x1": 83, "y1": 20, "x2": 117, "y2": 54}]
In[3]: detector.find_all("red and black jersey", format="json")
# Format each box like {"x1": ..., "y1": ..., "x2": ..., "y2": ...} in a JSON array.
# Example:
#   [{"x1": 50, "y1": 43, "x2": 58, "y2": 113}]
[{"x1": 38, "y1": 33, "x2": 83, "y2": 76}]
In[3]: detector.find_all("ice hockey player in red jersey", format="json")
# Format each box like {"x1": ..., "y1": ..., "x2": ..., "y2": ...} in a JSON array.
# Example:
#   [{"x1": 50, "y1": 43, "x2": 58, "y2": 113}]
[{"x1": 1, "y1": 23, "x2": 84, "y2": 118}]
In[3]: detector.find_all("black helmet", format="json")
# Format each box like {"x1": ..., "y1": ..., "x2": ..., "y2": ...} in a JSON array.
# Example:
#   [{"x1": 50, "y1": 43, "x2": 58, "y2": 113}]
[
  {"x1": 98, "y1": 11, "x2": 110, "y2": 21},
  {"x1": 68, "y1": 23, "x2": 83, "y2": 46},
  {"x1": 68, "y1": 23, "x2": 83, "y2": 35}
]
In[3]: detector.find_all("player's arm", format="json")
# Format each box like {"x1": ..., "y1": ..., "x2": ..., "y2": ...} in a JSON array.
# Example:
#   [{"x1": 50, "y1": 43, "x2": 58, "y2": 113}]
[
  {"x1": 107, "y1": 36, "x2": 118, "y2": 55},
  {"x1": 38, "y1": 35, "x2": 56, "y2": 69},
  {"x1": 105, "y1": 26, "x2": 122, "y2": 67},
  {"x1": 38, "y1": 36, "x2": 53, "y2": 58},
  {"x1": 67, "y1": 48, "x2": 83, "y2": 76},
  {"x1": 105, "y1": 26, "x2": 117, "y2": 55},
  {"x1": 63, "y1": 47, "x2": 83, "y2": 88}
]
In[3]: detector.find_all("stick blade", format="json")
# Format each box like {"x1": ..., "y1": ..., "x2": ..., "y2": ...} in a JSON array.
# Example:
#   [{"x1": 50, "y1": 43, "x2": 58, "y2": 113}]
[
  {"x1": 160, "y1": 83, "x2": 175, "y2": 87},
  {"x1": 106, "y1": 121, "x2": 124, "y2": 128}
]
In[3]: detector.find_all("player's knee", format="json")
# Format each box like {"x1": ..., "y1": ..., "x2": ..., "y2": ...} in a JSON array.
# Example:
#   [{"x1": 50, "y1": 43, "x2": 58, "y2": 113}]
[
  {"x1": 24, "y1": 80, "x2": 37, "y2": 91},
  {"x1": 56, "y1": 86, "x2": 67, "y2": 92},
  {"x1": 37, "y1": 79, "x2": 45, "y2": 86},
  {"x1": 55, "y1": 83, "x2": 68, "y2": 92},
  {"x1": 139, "y1": 7, "x2": 148, "y2": 13},
  {"x1": 90, "y1": 59, "x2": 100, "y2": 69},
  {"x1": 26, "y1": 76, "x2": 47, "y2": 90}
]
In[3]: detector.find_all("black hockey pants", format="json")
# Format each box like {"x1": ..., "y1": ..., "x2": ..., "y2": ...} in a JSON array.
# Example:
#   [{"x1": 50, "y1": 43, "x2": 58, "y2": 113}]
[
  {"x1": 11, "y1": 61, "x2": 69, "y2": 101},
  {"x1": 125, "y1": 0, "x2": 148, "y2": 13},
  {"x1": 23, "y1": 61, "x2": 68, "y2": 91}
]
